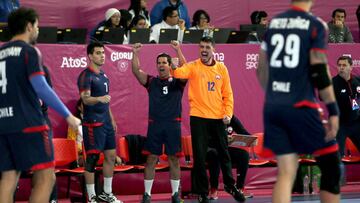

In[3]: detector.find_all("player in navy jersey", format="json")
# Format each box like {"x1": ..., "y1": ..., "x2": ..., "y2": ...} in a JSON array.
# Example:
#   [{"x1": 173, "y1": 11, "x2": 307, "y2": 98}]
[
  {"x1": 132, "y1": 43, "x2": 186, "y2": 203},
  {"x1": 0, "y1": 7, "x2": 80, "y2": 203},
  {"x1": 77, "y1": 42, "x2": 122, "y2": 203},
  {"x1": 257, "y1": 0, "x2": 341, "y2": 203}
]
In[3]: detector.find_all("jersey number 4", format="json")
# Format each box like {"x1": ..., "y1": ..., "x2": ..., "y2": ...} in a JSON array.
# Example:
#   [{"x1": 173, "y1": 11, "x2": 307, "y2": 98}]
[
  {"x1": 0, "y1": 61, "x2": 7, "y2": 94},
  {"x1": 270, "y1": 34, "x2": 300, "y2": 68}
]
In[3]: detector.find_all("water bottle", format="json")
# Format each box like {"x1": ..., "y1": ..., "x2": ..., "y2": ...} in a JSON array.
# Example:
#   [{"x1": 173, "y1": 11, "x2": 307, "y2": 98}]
[
  {"x1": 311, "y1": 174, "x2": 319, "y2": 194},
  {"x1": 303, "y1": 175, "x2": 310, "y2": 195}
]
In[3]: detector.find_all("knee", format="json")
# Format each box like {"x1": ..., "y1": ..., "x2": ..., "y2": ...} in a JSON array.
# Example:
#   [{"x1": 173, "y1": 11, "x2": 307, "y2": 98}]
[
  {"x1": 146, "y1": 155, "x2": 158, "y2": 167},
  {"x1": 85, "y1": 153, "x2": 100, "y2": 173},
  {"x1": 168, "y1": 155, "x2": 179, "y2": 166},
  {"x1": 316, "y1": 152, "x2": 341, "y2": 194},
  {"x1": 104, "y1": 153, "x2": 116, "y2": 164}
]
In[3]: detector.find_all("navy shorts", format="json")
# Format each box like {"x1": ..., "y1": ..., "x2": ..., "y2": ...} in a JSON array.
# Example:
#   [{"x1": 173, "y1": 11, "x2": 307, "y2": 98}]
[
  {"x1": 264, "y1": 104, "x2": 337, "y2": 155},
  {"x1": 0, "y1": 130, "x2": 54, "y2": 172},
  {"x1": 83, "y1": 119, "x2": 116, "y2": 154},
  {"x1": 144, "y1": 120, "x2": 181, "y2": 156}
]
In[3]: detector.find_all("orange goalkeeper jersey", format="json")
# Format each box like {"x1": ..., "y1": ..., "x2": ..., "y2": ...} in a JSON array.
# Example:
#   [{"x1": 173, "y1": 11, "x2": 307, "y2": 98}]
[{"x1": 173, "y1": 59, "x2": 233, "y2": 119}]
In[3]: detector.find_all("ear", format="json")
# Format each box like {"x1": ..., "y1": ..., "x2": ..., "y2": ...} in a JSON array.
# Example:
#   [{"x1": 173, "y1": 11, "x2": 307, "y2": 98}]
[{"x1": 26, "y1": 22, "x2": 32, "y2": 32}]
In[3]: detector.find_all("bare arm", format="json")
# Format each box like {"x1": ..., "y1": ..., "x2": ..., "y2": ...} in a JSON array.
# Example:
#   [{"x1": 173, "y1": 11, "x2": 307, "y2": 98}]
[
  {"x1": 131, "y1": 43, "x2": 148, "y2": 85},
  {"x1": 80, "y1": 90, "x2": 110, "y2": 105},
  {"x1": 256, "y1": 49, "x2": 268, "y2": 90},
  {"x1": 310, "y1": 50, "x2": 338, "y2": 141},
  {"x1": 170, "y1": 40, "x2": 187, "y2": 66},
  {"x1": 109, "y1": 107, "x2": 117, "y2": 132}
]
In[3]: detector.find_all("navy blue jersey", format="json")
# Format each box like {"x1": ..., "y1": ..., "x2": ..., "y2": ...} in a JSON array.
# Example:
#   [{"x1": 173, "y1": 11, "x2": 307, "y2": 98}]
[
  {"x1": 262, "y1": 7, "x2": 327, "y2": 106},
  {"x1": 144, "y1": 75, "x2": 185, "y2": 121},
  {"x1": 0, "y1": 40, "x2": 47, "y2": 135},
  {"x1": 77, "y1": 67, "x2": 110, "y2": 123}
]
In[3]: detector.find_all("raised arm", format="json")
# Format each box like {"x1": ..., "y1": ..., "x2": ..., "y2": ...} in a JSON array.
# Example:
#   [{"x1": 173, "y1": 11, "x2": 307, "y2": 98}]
[
  {"x1": 131, "y1": 43, "x2": 148, "y2": 85},
  {"x1": 170, "y1": 40, "x2": 187, "y2": 66}
]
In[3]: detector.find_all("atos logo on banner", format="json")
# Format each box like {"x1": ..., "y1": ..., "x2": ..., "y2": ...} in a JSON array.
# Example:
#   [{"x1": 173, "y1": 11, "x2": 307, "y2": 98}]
[
  {"x1": 61, "y1": 57, "x2": 87, "y2": 68},
  {"x1": 245, "y1": 53, "x2": 259, "y2": 70},
  {"x1": 214, "y1": 52, "x2": 225, "y2": 64}
]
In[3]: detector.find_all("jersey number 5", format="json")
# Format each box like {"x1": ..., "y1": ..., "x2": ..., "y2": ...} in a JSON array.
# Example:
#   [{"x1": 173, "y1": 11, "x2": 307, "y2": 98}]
[
  {"x1": 0, "y1": 61, "x2": 7, "y2": 94},
  {"x1": 270, "y1": 34, "x2": 300, "y2": 68},
  {"x1": 163, "y1": 86, "x2": 168, "y2": 95}
]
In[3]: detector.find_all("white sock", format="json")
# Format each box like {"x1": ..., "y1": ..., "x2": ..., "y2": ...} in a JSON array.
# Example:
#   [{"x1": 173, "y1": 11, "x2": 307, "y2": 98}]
[
  {"x1": 170, "y1": 179, "x2": 180, "y2": 195},
  {"x1": 86, "y1": 184, "x2": 96, "y2": 199},
  {"x1": 104, "y1": 177, "x2": 113, "y2": 194},
  {"x1": 144, "y1": 179, "x2": 154, "y2": 196}
]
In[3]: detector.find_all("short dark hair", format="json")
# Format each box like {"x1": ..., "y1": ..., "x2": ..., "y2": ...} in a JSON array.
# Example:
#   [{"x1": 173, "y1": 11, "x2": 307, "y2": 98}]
[
  {"x1": 337, "y1": 55, "x2": 353, "y2": 66},
  {"x1": 7, "y1": 7, "x2": 39, "y2": 36},
  {"x1": 192, "y1": 9, "x2": 210, "y2": 27},
  {"x1": 200, "y1": 36, "x2": 215, "y2": 46},
  {"x1": 87, "y1": 41, "x2": 104, "y2": 55},
  {"x1": 332, "y1": 8, "x2": 346, "y2": 18},
  {"x1": 156, "y1": 53, "x2": 172, "y2": 65},
  {"x1": 162, "y1": 6, "x2": 177, "y2": 21},
  {"x1": 250, "y1": 10, "x2": 268, "y2": 24}
]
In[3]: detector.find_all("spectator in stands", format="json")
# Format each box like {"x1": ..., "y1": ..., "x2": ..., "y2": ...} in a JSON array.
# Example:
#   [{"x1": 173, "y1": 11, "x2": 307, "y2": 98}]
[
  {"x1": 250, "y1": 10, "x2": 268, "y2": 26},
  {"x1": 207, "y1": 115, "x2": 253, "y2": 200},
  {"x1": 189, "y1": 9, "x2": 214, "y2": 37},
  {"x1": 328, "y1": 8, "x2": 354, "y2": 43},
  {"x1": 247, "y1": 10, "x2": 268, "y2": 43},
  {"x1": 129, "y1": 15, "x2": 148, "y2": 29},
  {"x1": 119, "y1": 9, "x2": 132, "y2": 31},
  {"x1": 128, "y1": 0, "x2": 151, "y2": 27},
  {"x1": 150, "y1": 0, "x2": 190, "y2": 28},
  {"x1": 150, "y1": 6, "x2": 185, "y2": 43},
  {"x1": 0, "y1": 0, "x2": 20, "y2": 26},
  {"x1": 90, "y1": 8, "x2": 128, "y2": 43}
]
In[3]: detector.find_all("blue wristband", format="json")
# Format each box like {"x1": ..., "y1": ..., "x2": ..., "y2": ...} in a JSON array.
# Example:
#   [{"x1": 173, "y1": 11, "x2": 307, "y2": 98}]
[{"x1": 326, "y1": 102, "x2": 339, "y2": 116}]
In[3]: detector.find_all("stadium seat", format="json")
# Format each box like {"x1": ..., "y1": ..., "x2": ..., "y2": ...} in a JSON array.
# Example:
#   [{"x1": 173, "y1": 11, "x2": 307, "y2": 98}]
[{"x1": 342, "y1": 138, "x2": 360, "y2": 164}]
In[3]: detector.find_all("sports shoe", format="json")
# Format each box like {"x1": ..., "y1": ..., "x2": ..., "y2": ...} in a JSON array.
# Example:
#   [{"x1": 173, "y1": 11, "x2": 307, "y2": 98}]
[
  {"x1": 239, "y1": 188, "x2": 253, "y2": 198},
  {"x1": 98, "y1": 191, "x2": 123, "y2": 203},
  {"x1": 209, "y1": 188, "x2": 218, "y2": 200},
  {"x1": 198, "y1": 193, "x2": 209, "y2": 203},
  {"x1": 141, "y1": 192, "x2": 151, "y2": 203},
  {"x1": 171, "y1": 192, "x2": 181, "y2": 203},
  {"x1": 88, "y1": 195, "x2": 97, "y2": 203},
  {"x1": 224, "y1": 184, "x2": 246, "y2": 202}
]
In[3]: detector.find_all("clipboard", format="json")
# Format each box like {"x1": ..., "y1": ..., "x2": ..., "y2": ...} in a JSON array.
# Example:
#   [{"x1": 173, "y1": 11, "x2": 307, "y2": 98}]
[{"x1": 229, "y1": 134, "x2": 258, "y2": 147}]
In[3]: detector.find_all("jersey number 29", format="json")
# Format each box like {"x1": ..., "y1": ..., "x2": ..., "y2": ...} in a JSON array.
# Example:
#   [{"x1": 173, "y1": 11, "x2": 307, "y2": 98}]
[
  {"x1": 0, "y1": 61, "x2": 7, "y2": 94},
  {"x1": 270, "y1": 34, "x2": 300, "y2": 68}
]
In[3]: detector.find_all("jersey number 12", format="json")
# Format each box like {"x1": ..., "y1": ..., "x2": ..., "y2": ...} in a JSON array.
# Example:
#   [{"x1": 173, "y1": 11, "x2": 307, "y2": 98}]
[{"x1": 0, "y1": 61, "x2": 7, "y2": 94}]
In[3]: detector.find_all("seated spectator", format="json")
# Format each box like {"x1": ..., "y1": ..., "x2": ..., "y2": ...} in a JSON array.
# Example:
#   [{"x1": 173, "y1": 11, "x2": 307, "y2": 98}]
[
  {"x1": 130, "y1": 15, "x2": 148, "y2": 29},
  {"x1": 189, "y1": 9, "x2": 214, "y2": 37},
  {"x1": 247, "y1": 10, "x2": 268, "y2": 43},
  {"x1": 150, "y1": 6, "x2": 184, "y2": 43},
  {"x1": 207, "y1": 115, "x2": 253, "y2": 200},
  {"x1": 120, "y1": 9, "x2": 133, "y2": 31},
  {"x1": 90, "y1": 8, "x2": 128, "y2": 43},
  {"x1": 328, "y1": 8, "x2": 354, "y2": 43},
  {"x1": 0, "y1": 0, "x2": 20, "y2": 26},
  {"x1": 150, "y1": 0, "x2": 190, "y2": 28},
  {"x1": 128, "y1": 0, "x2": 151, "y2": 27}
]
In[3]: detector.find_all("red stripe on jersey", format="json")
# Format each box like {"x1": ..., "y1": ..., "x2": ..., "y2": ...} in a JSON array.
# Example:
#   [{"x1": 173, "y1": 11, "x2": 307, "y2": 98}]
[
  {"x1": 86, "y1": 149, "x2": 101, "y2": 155},
  {"x1": 294, "y1": 100, "x2": 320, "y2": 109},
  {"x1": 313, "y1": 144, "x2": 339, "y2": 157},
  {"x1": 142, "y1": 150, "x2": 151, "y2": 155},
  {"x1": 175, "y1": 117, "x2": 182, "y2": 122},
  {"x1": 87, "y1": 66, "x2": 100, "y2": 74},
  {"x1": 23, "y1": 125, "x2": 49, "y2": 133},
  {"x1": 82, "y1": 122, "x2": 103, "y2": 127},
  {"x1": 31, "y1": 161, "x2": 55, "y2": 171},
  {"x1": 311, "y1": 48, "x2": 327, "y2": 53},
  {"x1": 291, "y1": 6, "x2": 306, "y2": 12},
  {"x1": 29, "y1": 71, "x2": 46, "y2": 79}
]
